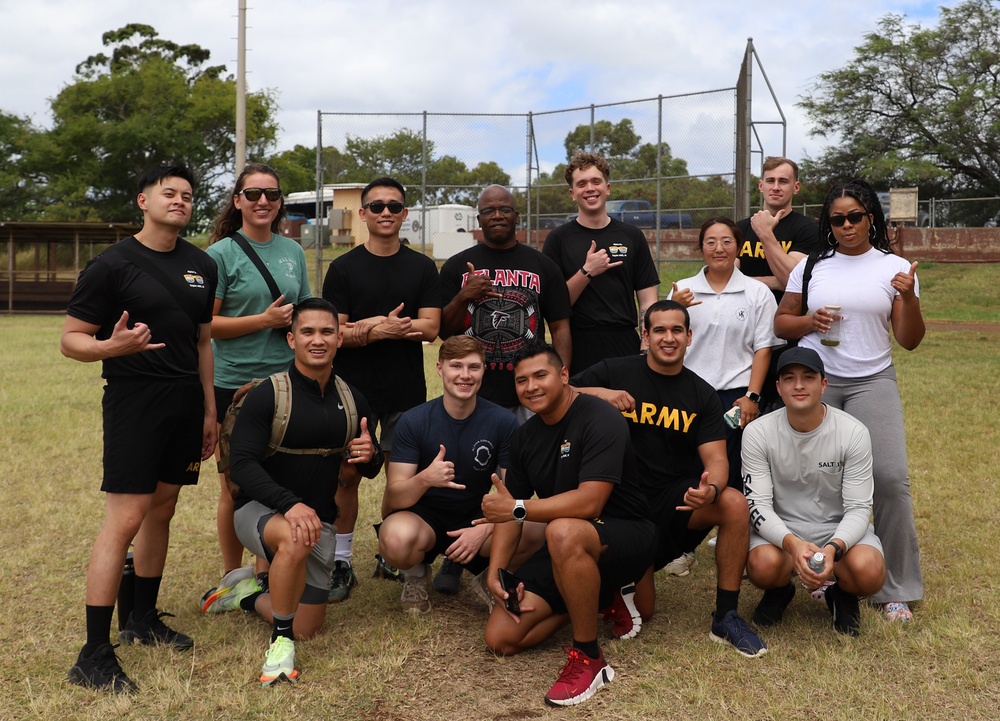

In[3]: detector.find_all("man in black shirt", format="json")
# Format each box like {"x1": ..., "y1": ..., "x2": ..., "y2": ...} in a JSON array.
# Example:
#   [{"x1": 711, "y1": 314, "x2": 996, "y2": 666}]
[
  {"x1": 479, "y1": 342, "x2": 654, "y2": 707},
  {"x1": 62, "y1": 166, "x2": 217, "y2": 693},
  {"x1": 543, "y1": 151, "x2": 660, "y2": 374},
  {"x1": 322, "y1": 177, "x2": 440, "y2": 600},
  {"x1": 204, "y1": 298, "x2": 382, "y2": 685},
  {"x1": 440, "y1": 184, "x2": 572, "y2": 415},
  {"x1": 573, "y1": 300, "x2": 767, "y2": 658}
]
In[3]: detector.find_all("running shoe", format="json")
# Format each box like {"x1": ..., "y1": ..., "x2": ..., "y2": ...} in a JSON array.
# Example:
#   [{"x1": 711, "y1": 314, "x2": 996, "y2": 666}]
[
  {"x1": 260, "y1": 636, "x2": 299, "y2": 686},
  {"x1": 826, "y1": 583, "x2": 862, "y2": 636},
  {"x1": 400, "y1": 564, "x2": 432, "y2": 614},
  {"x1": 709, "y1": 610, "x2": 767, "y2": 658},
  {"x1": 201, "y1": 576, "x2": 263, "y2": 614},
  {"x1": 328, "y1": 561, "x2": 357, "y2": 603},
  {"x1": 118, "y1": 608, "x2": 194, "y2": 651},
  {"x1": 752, "y1": 582, "x2": 796, "y2": 627},
  {"x1": 663, "y1": 551, "x2": 697, "y2": 577},
  {"x1": 432, "y1": 557, "x2": 463, "y2": 595},
  {"x1": 372, "y1": 553, "x2": 405, "y2": 582},
  {"x1": 544, "y1": 646, "x2": 615, "y2": 707},
  {"x1": 68, "y1": 642, "x2": 137, "y2": 694},
  {"x1": 601, "y1": 583, "x2": 642, "y2": 640}
]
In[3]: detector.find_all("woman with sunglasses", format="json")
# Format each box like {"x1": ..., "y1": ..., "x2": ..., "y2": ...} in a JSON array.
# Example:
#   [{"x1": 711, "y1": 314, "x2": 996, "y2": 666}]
[
  {"x1": 205, "y1": 163, "x2": 312, "y2": 581},
  {"x1": 774, "y1": 178, "x2": 925, "y2": 623}
]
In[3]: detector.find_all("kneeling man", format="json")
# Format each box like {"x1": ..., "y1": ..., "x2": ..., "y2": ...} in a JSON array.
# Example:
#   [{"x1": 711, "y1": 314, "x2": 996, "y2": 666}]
[
  {"x1": 378, "y1": 336, "x2": 542, "y2": 613},
  {"x1": 744, "y1": 347, "x2": 886, "y2": 636},
  {"x1": 203, "y1": 299, "x2": 383, "y2": 684},
  {"x1": 479, "y1": 342, "x2": 654, "y2": 707}
]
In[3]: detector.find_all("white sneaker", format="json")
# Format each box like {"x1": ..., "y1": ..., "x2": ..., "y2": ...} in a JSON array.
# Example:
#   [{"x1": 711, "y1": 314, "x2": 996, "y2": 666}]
[
  {"x1": 707, "y1": 536, "x2": 718, "y2": 548},
  {"x1": 664, "y1": 551, "x2": 697, "y2": 577}
]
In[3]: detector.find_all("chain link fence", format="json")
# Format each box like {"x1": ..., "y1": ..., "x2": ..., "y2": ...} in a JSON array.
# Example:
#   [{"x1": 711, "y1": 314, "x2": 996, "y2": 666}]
[{"x1": 315, "y1": 87, "x2": 739, "y2": 274}]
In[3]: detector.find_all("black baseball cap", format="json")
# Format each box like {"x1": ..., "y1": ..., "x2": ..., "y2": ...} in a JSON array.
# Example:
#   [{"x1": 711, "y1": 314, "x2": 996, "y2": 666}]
[{"x1": 777, "y1": 347, "x2": 825, "y2": 376}]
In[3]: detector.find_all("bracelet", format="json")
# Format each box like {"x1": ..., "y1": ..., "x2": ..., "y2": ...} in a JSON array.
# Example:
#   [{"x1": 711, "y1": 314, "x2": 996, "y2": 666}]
[
  {"x1": 708, "y1": 483, "x2": 721, "y2": 504},
  {"x1": 580, "y1": 267, "x2": 592, "y2": 278}
]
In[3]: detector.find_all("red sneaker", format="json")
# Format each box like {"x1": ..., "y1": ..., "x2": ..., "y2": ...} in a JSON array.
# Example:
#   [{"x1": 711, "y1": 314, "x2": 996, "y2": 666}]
[
  {"x1": 544, "y1": 646, "x2": 615, "y2": 707},
  {"x1": 601, "y1": 583, "x2": 641, "y2": 640}
]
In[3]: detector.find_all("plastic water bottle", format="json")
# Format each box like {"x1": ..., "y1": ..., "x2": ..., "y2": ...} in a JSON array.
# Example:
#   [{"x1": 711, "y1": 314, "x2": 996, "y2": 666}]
[{"x1": 807, "y1": 551, "x2": 825, "y2": 573}]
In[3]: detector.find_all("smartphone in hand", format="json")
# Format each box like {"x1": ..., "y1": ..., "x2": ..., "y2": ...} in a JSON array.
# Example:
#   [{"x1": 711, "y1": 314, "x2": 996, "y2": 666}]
[{"x1": 498, "y1": 567, "x2": 521, "y2": 616}]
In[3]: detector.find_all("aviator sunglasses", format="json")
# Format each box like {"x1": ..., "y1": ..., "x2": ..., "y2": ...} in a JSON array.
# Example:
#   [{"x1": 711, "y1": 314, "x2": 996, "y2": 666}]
[
  {"x1": 238, "y1": 187, "x2": 282, "y2": 202},
  {"x1": 363, "y1": 200, "x2": 405, "y2": 214},
  {"x1": 829, "y1": 211, "x2": 869, "y2": 227}
]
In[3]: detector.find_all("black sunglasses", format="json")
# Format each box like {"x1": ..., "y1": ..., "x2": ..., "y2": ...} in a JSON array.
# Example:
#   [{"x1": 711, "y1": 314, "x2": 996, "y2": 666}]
[
  {"x1": 363, "y1": 200, "x2": 405, "y2": 215},
  {"x1": 829, "y1": 211, "x2": 868, "y2": 227},
  {"x1": 239, "y1": 187, "x2": 282, "y2": 202}
]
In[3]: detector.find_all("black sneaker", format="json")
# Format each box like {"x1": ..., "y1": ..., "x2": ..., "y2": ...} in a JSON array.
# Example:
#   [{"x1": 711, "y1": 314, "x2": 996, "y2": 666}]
[
  {"x1": 432, "y1": 558, "x2": 464, "y2": 595},
  {"x1": 752, "y1": 582, "x2": 796, "y2": 627},
  {"x1": 118, "y1": 608, "x2": 194, "y2": 650},
  {"x1": 371, "y1": 554, "x2": 405, "y2": 583},
  {"x1": 825, "y1": 583, "x2": 861, "y2": 636},
  {"x1": 328, "y1": 560, "x2": 358, "y2": 603},
  {"x1": 68, "y1": 642, "x2": 138, "y2": 693}
]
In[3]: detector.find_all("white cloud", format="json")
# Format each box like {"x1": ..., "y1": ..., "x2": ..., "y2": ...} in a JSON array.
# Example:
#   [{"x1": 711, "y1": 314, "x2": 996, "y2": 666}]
[{"x1": 2, "y1": 0, "x2": 954, "y2": 181}]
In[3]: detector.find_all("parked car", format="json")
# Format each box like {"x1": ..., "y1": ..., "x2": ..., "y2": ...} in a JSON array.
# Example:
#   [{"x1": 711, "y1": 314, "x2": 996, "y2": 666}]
[{"x1": 568, "y1": 199, "x2": 692, "y2": 229}]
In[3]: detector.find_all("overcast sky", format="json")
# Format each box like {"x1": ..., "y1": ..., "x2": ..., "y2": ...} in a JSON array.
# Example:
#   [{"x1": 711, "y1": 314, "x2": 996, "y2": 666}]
[{"x1": 2, "y1": 0, "x2": 951, "y2": 182}]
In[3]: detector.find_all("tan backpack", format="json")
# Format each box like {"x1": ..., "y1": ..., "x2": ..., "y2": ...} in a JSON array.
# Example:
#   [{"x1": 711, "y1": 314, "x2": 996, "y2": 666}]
[{"x1": 217, "y1": 372, "x2": 358, "y2": 497}]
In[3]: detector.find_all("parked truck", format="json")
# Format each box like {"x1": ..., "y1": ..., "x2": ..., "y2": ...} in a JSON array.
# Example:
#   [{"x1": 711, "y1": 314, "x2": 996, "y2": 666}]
[{"x1": 568, "y1": 199, "x2": 692, "y2": 229}]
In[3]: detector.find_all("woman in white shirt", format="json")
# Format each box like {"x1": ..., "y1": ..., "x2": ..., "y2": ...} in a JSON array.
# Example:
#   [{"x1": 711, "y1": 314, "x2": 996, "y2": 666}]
[{"x1": 774, "y1": 178, "x2": 925, "y2": 622}]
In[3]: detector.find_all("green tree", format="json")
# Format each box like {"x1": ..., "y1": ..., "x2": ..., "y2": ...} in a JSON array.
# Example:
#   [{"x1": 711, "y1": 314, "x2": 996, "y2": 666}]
[
  {"x1": 0, "y1": 112, "x2": 42, "y2": 221},
  {"x1": 564, "y1": 119, "x2": 641, "y2": 161},
  {"x1": 800, "y1": 0, "x2": 1000, "y2": 214},
  {"x1": 27, "y1": 24, "x2": 278, "y2": 225}
]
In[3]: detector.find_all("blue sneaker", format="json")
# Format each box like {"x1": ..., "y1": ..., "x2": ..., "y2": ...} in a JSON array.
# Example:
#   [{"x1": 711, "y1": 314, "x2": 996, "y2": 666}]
[{"x1": 709, "y1": 610, "x2": 767, "y2": 658}]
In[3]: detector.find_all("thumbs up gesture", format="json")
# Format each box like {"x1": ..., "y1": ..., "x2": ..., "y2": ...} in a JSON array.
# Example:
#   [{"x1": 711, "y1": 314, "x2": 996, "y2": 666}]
[
  {"x1": 479, "y1": 473, "x2": 518, "y2": 523},
  {"x1": 891, "y1": 260, "x2": 918, "y2": 298},
  {"x1": 346, "y1": 417, "x2": 375, "y2": 465}
]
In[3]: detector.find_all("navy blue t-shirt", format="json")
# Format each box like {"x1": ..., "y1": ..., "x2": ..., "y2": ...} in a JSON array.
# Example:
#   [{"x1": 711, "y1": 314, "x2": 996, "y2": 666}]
[{"x1": 392, "y1": 396, "x2": 518, "y2": 517}]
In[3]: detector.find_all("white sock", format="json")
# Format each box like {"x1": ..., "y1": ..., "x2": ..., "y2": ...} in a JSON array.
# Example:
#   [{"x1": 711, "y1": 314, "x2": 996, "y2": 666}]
[{"x1": 335, "y1": 533, "x2": 353, "y2": 565}]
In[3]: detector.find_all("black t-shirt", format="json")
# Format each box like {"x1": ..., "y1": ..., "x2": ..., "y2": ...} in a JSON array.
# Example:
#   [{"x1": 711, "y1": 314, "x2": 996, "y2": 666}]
[
  {"x1": 322, "y1": 244, "x2": 440, "y2": 412},
  {"x1": 542, "y1": 218, "x2": 659, "y2": 331},
  {"x1": 736, "y1": 211, "x2": 819, "y2": 301},
  {"x1": 66, "y1": 236, "x2": 217, "y2": 381},
  {"x1": 571, "y1": 357, "x2": 725, "y2": 509},
  {"x1": 439, "y1": 243, "x2": 571, "y2": 407},
  {"x1": 231, "y1": 364, "x2": 381, "y2": 524},
  {"x1": 505, "y1": 392, "x2": 649, "y2": 522}
]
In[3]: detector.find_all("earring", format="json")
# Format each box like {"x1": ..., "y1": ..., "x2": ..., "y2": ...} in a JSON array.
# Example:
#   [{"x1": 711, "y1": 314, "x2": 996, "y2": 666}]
[
  {"x1": 869, "y1": 224, "x2": 876, "y2": 242},
  {"x1": 827, "y1": 231, "x2": 837, "y2": 247}
]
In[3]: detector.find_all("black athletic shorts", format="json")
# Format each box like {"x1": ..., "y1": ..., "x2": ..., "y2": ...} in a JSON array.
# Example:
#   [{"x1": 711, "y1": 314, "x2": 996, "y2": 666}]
[
  {"x1": 102, "y1": 379, "x2": 205, "y2": 493},
  {"x1": 648, "y1": 482, "x2": 712, "y2": 570},
  {"x1": 514, "y1": 515, "x2": 655, "y2": 615},
  {"x1": 383, "y1": 501, "x2": 489, "y2": 574},
  {"x1": 214, "y1": 385, "x2": 238, "y2": 418}
]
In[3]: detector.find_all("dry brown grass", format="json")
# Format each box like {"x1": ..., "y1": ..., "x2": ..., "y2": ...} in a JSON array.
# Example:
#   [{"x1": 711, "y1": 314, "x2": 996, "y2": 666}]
[{"x1": 1, "y1": 262, "x2": 998, "y2": 719}]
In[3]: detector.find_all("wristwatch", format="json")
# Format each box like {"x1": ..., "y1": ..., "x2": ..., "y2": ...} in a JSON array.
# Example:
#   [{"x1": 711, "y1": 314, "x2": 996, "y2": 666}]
[
  {"x1": 746, "y1": 391, "x2": 761, "y2": 403},
  {"x1": 825, "y1": 541, "x2": 846, "y2": 562},
  {"x1": 512, "y1": 499, "x2": 527, "y2": 524}
]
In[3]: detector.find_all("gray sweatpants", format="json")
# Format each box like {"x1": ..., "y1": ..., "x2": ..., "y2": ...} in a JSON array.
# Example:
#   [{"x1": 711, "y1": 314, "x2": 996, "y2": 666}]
[{"x1": 824, "y1": 366, "x2": 923, "y2": 603}]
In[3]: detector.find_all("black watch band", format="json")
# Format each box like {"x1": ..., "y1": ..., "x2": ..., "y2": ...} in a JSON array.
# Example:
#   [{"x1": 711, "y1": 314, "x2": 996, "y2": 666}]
[{"x1": 826, "y1": 541, "x2": 845, "y2": 562}]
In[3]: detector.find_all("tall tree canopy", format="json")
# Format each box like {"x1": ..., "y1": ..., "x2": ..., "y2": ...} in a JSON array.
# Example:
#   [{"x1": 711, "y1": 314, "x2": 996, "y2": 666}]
[
  {"x1": 800, "y1": 0, "x2": 1000, "y2": 205},
  {"x1": 26, "y1": 24, "x2": 278, "y2": 225}
]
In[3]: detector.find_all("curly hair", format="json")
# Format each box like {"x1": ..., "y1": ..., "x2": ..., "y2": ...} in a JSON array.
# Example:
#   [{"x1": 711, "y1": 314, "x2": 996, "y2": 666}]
[{"x1": 564, "y1": 150, "x2": 611, "y2": 185}]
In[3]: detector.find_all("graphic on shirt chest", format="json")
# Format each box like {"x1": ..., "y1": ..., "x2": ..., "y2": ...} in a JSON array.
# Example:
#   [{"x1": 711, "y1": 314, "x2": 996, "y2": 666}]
[
  {"x1": 183, "y1": 271, "x2": 207, "y2": 287},
  {"x1": 608, "y1": 243, "x2": 628, "y2": 260},
  {"x1": 463, "y1": 269, "x2": 542, "y2": 371},
  {"x1": 738, "y1": 240, "x2": 793, "y2": 260},
  {"x1": 471, "y1": 438, "x2": 496, "y2": 471}
]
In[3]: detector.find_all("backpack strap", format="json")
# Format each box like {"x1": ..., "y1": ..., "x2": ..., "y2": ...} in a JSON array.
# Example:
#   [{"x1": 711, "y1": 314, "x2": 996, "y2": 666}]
[
  {"x1": 265, "y1": 372, "x2": 355, "y2": 458},
  {"x1": 799, "y1": 254, "x2": 818, "y2": 316},
  {"x1": 334, "y1": 375, "x2": 358, "y2": 449}
]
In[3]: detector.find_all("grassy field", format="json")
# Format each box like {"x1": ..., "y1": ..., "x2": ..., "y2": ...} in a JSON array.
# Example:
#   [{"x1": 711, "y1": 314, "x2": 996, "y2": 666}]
[{"x1": 0, "y1": 264, "x2": 997, "y2": 720}]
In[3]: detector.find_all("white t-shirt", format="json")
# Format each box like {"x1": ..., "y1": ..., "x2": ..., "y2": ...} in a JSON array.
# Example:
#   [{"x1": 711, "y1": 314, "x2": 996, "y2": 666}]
[
  {"x1": 670, "y1": 266, "x2": 782, "y2": 390},
  {"x1": 786, "y1": 248, "x2": 919, "y2": 378}
]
